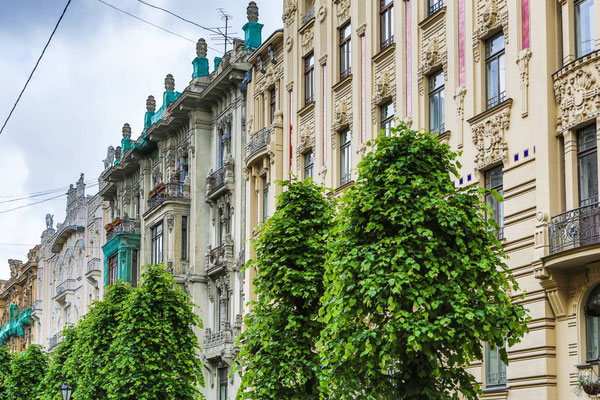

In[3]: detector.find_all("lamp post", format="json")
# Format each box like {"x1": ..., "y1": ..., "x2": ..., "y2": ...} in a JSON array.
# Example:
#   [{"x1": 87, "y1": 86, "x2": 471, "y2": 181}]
[{"x1": 59, "y1": 382, "x2": 73, "y2": 400}]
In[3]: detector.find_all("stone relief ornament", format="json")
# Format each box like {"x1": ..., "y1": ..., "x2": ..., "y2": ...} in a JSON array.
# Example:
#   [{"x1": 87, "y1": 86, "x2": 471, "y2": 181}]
[
  {"x1": 554, "y1": 52, "x2": 600, "y2": 135},
  {"x1": 333, "y1": 0, "x2": 350, "y2": 24},
  {"x1": 247, "y1": 1, "x2": 259, "y2": 22},
  {"x1": 283, "y1": 0, "x2": 297, "y2": 26},
  {"x1": 318, "y1": 5, "x2": 327, "y2": 22},
  {"x1": 371, "y1": 69, "x2": 396, "y2": 124},
  {"x1": 301, "y1": 27, "x2": 314, "y2": 53},
  {"x1": 285, "y1": 36, "x2": 294, "y2": 52},
  {"x1": 454, "y1": 86, "x2": 467, "y2": 146},
  {"x1": 471, "y1": 101, "x2": 511, "y2": 170},
  {"x1": 516, "y1": 48, "x2": 532, "y2": 117},
  {"x1": 45, "y1": 214, "x2": 54, "y2": 230},
  {"x1": 472, "y1": 0, "x2": 508, "y2": 62},
  {"x1": 103, "y1": 146, "x2": 115, "y2": 170}
]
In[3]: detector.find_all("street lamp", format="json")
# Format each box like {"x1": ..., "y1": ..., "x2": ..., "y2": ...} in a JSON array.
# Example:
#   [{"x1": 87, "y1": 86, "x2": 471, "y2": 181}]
[{"x1": 59, "y1": 382, "x2": 73, "y2": 400}]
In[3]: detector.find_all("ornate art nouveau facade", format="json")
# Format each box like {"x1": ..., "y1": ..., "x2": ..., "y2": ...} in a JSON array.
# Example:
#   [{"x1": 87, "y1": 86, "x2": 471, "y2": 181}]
[
  {"x1": 253, "y1": 0, "x2": 600, "y2": 398},
  {"x1": 34, "y1": 175, "x2": 104, "y2": 351},
  {"x1": 0, "y1": 247, "x2": 39, "y2": 352}
]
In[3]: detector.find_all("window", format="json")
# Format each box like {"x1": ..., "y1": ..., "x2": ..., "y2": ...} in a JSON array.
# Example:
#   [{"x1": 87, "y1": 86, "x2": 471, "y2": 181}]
[
  {"x1": 304, "y1": 53, "x2": 315, "y2": 105},
  {"x1": 107, "y1": 254, "x2": 117, "y2": 285},
  {"x1": 586, "y1": 285, "x2": 600, "y2": 361},
  {"x1": 262, "y1": 175, "x2": 269, "y2": 222},
  {"x1": 131, "y1": 250, "x2": 139, "y2": 287},
  {"x1": 380, "y1": 0, "x2": 394, "y2": 49},
  {"x1": 340, "y1": 129, "x2": 352, "y2": 186},
  {"x1": 218, "y1": 209, "x2": 225, "y2": 245},
  {"x1": 217, "y1": 288, "x2": 229, "y2": 330},
  {"x1": 575, "y1": 0, "x2": 595, "y2": 58},
  {"x1": 217, "y1": 129, "x2": 224, "y2": 169},
  {"x1": 380, "y1": 101, "x2": 395, "y2": 135},
  {"x1": 428, "y1": 0, "x2": 444, "y2": 15},
  {"x1": 304, "y1": 151, "x2": 314, "y2": 179},
  {"x1": 270, "y1": 87, "x2": 277, "y2": 124},
  {"x1": 485, "y1": 166, "x2": 504, "y2": 240},
  {"x1": 181, "y1": 216, "x2": 188, "y2": 260},
  {"x1": 486, "y1": 343, "x2": 507, "y2": 386},
  {"x1": 429, "y1": 70, "x2": 445, "y2": 135},
  {"x1": 218, "y1": 367, "x2": 228, "y2": 400},
  {"x1": 485, "y1": 33, "x2": 506, "y2": 109},
  {"x1": 151, "y1": 223, "x2": 163, "y2": 264},
  {"x1": 578, "y1": 125, "x2": 598, "y2": 207},
  {"x1": 339, "y1": 23, "x2": 352, "y2": 80}
]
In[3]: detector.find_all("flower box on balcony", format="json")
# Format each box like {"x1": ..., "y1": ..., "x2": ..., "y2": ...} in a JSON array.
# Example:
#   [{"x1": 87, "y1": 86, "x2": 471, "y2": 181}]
[
  {"x1": 148, "y1": 183, "x2": 167, "y2": 199},
  {"x1": 105, "y1": 218, "x2": 122, "y2": 232}
]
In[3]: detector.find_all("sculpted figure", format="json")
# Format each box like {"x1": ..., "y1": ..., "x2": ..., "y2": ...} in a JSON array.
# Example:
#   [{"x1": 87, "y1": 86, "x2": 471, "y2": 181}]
[{"x1": 45, "y1": 213, "x2": 54, "y2": 230}]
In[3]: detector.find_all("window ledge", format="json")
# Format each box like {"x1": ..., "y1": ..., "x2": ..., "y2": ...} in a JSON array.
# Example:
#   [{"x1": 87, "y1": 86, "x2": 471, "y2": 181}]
[
  {"x1": 298, "y1": 100, "x2": 316, "y2": 116},
  {"x1": 576, "y1": 361, "x2": 600, "y2": 370},
  {"x1": 419, "y1": 6, "x2": 447, "y2": 30},
  {"x1": 332, "y1": 74, "x2": 353, "y2": 92},
  {"x1": 334, "y1": 180, "x2": 355, "y2": 194},
  {"x1": 372, "y1": 42, "x2": 396, "y2": 63},
  {"x1": 467, "y1": 98, "x2": 513, "y2": 126},
  {"x1": 481, "y1": 385, "x2": 508, "y2": 394}
]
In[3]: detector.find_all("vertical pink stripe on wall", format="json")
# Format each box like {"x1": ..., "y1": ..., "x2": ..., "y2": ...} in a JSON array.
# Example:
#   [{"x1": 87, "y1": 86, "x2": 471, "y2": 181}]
[
  {"x1": 458, "y1": 0, "x2": 466, "y2": 86},
  {"x1": 405, "y1": 0, "x2": 412, "y2": 118},
  {"x1": 361, "y1": 35, "x2": 366, "y2": 144},
  {"x1": 289, "y1": 90, "x2": 293, "y2": 171},
  {"x1": 322, "y1": 64, "x2": 327, "y2": 166},
  {"x1": 522, "y1": 0, "x2": 530, "y2": 49}
]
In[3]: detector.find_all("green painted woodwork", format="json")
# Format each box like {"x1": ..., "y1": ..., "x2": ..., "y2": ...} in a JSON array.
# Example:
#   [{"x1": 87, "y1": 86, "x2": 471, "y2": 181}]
[
  {"x1": 0, "y1": 306, "x2": 33, "y2": 346},
  {"x1": 243, "y1": 21, "x2": 263, "y2": 50},
  {"x1": 192, "y1": 57, "x2": 209, "y2": 78},
  {"x1": 102, "y1": 232, "x2": 140, "y2": 287}
]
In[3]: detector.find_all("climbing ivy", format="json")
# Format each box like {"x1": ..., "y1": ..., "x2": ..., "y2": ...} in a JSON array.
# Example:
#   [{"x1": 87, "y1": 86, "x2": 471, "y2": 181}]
[
  {"x1": 236, "y1": 179, "x2": 334, "y2": 400},
  {"x1": 5, "y1": 344, "x2": 48, "y2": 400},
  {"x1": 319, "y1": 123, "x2": 529, "y2": 399},
  {"x1": 105, "y1": 264, "x2": 205, "y2": 400}
]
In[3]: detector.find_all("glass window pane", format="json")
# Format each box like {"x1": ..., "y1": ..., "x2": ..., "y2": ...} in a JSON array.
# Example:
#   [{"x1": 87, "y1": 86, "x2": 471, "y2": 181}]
[
  {"x1": 576, "y1": 0, "x2": 595, "y2": 57},
  {"x1": 486, "y1": 34, "x2": 505, "y2": 57},
  {"x1": 499, "y1": 53, "x2": 506, "y2": 97},
  {"x1": 486, "y1": 58, "x2": 499, "y2": 104},
  {"x1": 430, "y1": 95, "x2": 439, "y2": 130},
  {"x1": 579, "y1": 152, "x2": 599, "y2": 205}
]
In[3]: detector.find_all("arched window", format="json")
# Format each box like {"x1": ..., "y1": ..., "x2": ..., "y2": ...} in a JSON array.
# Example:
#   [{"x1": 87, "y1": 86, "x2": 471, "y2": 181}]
[{"x1": 585, "y1": 285, "x2": 600, "y2": 361}]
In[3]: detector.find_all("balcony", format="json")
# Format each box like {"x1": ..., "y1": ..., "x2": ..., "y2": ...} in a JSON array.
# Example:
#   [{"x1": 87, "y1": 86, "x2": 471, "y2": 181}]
[
  {"x1": 206, "y1": 237, "x2": 234, "y2": 277},
  {"x1": 245, "y1": 128, "x2": 269, "y2": 162},
  {"x1": 55, "y1": 279, "x2": 77, "y2": 303},
  {"x1": 146, "y1": 180, "x2": 189, "y2": 213},
  {"x1": 106, "y1": 217, "x2": 139, "y2": 242},
  {"x1": 203, "y1": 325, "x2": 235, "y2": 363},
  {"x1": 48, "y1": 332, "x2": 62, "y2": 350},
  {"x1": 549, "y1": 201, "x2": 600, "y2": 255},
  {"x1": 86, "y1": 258, "x2": 102, "y2": 284},
  {"x1": 206, "y1": 160, "x2": 234, "y2": 200}
]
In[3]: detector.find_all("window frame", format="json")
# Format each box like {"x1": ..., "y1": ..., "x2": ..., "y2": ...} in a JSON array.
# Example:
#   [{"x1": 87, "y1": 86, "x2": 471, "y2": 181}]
[
  {"x1": 486, "y1": 343, "x2": 507, "y2": 387},
  {"x1": 577, "y1": 124, "x2": 599, "y2": 207},
  {"x1": 131, "y1": 249, "x2": 139, "y2": 287},
  {"x1": 575, "y1": 0, "x2": 595, "y2": 59},
  {"x1": 218, "y1": 367, "x2": 228, "y2": 400},
  {"x1": 380, "y1": 101, "x2": 395, "y2": 136},
  {"x1": 339, "y1": 129, "x2": 352, "y2": 186},
  {"x1": 380, "y1": 0, "x2": 394, "y2": 50},
  {"x1": 485, "y1": 33, "x2": 506, "y2": 110},
  {"x1": 151, "y1": 222, "x2": 164, "y2": 265},
  {"x1": 181, "y1": 216, "x2": 188, "y2": 260},
  {"x1": 304, "y1": 151, "x2": 314, "y2": 179},
  {"x1": 339, "y1": 22, "x2": 352, "y2": 80},
  {"x1": 485, "y1": 165, "x2": 504, "y2": 240},
  {"x1": 262, "y1": 175, "x2": 269, "y2": 222},
  {"x1": 304, "y1": 53, "x2": 315, "y2": 106},
  {"x1": 269, "y1": 87, "x2": 277, "y2": 124},
  {"x1": 107, "y1": 254, "x2": 118, "y2": 285},
  {"x1": 428, "y1": 69, "x2": 445, "y2": 136}
]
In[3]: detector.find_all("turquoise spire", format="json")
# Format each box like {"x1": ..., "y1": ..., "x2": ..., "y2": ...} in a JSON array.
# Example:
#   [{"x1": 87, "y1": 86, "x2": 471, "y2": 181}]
[
  {"x1": 243, "y1": 2, "x2": 263, "y2": 50},
  {"x1": 192, "y1": 38, "x2": 210, "y2": 78}
]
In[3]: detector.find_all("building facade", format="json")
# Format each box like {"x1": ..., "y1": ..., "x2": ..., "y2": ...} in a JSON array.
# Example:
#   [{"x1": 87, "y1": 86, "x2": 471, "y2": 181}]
[
  {"x1": 98, "y1": 4, "x2": 262, "y2": 397},
  {"x1": 34, "y1": 174, "x2": 103, "y2": 351},
  {"x1": 0, "y1": 246, "x2": 39, "y2": 352},
  {"x1": 243, "y1": 0, "x2": 600, "y2": 398}
]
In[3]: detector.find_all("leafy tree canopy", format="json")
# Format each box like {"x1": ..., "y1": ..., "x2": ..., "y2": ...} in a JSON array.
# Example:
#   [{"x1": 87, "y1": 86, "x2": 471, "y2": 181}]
[
  {"x1": 0, "y1": 346, "x2": 11, "y2": 399},
  {"x1": 237, "y1": 179, "x2": 334, "y2": 399},
  {"x1": 319, "y1": 123, "x2": 529, "y2": 399},
  {"x1": 5, "y1": 344, "x2": 48, "y2": 400}
]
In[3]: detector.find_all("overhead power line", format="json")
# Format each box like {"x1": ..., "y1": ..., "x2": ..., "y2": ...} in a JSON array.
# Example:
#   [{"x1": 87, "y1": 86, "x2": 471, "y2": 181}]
[
  {"x1": 0, "y1": 182, "x2": 99, "y2": 205},
  {"x1": 0, "y1": 0, "x2": 73, "y2": 137},
  {"x1": 0, "y1": 193, "x2": 68, "y2": 215},
  {"x1": 137, "y1": 0, "x2": 222, "y2": 36},
  {"x1": 0, "y1": 179, "x2": 98, "y2": 199}
]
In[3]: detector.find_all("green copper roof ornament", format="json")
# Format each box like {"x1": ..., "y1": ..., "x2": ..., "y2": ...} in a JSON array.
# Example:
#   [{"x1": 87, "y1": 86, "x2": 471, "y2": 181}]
[
  {"x1": 243, "y1": 1, "x2": 263, "y2": 50},
  {"x1": 214, "y1": 57, "x2": 222, "y2": 71},
  {"x1": 121, "y1": 123, "x2": 132, "y2": 154},
  {"x1": 192, "y1": 38, "x2": 209, "y2": 78},
  {"x1": 144, "y1": 95, "x2": 156, "y2": 129}
]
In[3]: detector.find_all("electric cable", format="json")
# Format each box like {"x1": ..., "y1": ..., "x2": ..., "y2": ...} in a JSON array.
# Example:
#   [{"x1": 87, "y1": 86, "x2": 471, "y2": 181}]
[
  {"x1": 0, "y1": 0, "x2": 73, "y2": 136},
  {"x1": 137, "y1": 0, "x2": 224, "y2": 38}
]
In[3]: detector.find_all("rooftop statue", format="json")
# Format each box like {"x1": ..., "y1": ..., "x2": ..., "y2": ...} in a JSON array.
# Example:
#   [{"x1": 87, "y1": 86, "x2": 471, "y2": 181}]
[
  {"x1": 45, "y1": 213, "x2": 54, "y2": 230},
  {"x1": 247, "y1": 1, "x2": 259, "y2": 22},
  {"x1": 103, "y1": 146, "x2": 115, "y2": 169},
  {"x1": 196, "y1": 38, "x2": 207, "y2": 58}
]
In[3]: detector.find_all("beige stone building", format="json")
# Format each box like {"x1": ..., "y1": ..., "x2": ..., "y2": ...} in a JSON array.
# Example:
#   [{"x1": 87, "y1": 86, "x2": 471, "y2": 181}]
[{"x1": 242, "y1": 0, "x2": 600, "y2": 397}]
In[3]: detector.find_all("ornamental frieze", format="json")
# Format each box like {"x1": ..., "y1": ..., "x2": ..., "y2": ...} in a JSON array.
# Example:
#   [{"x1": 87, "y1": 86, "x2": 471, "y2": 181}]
[
  {"x1": 332, "y1": 97, "x2": 353, "y2": 149},
  {"x1": 371, "y1": 69, "x2": 397, "y2": 125},
  {"x1": 553, "y1": 50, "x2": 600, "y2": 135},
  {"x1": 472, "y1": 0, "x2": 508, "y2": 62},
  {"x1": 296, "y1": 120, "x2": 316, "y2": 172},
  {"x1": 301, "y1": 27, "x2": 314, "y2": 53},
  {"x1": 470, "y1": 100, "x2": 512, "y2": 170},
  {"x1": 418, "y1": 35, "x2": 448, "y2": 96},
  {"x1": 283, "y1": 0, "x2": 297, "y2": 26},
  {"x1": 333, "y1": 0, "x2": 350, "y2": 25}
]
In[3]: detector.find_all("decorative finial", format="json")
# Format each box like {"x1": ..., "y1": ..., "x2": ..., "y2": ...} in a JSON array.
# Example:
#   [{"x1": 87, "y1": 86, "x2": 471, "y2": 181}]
[
  {"x1": 247, "y1": 1, "x2": 259, "y2": 22},
  {"x1": 196, "y1": 38, "x2": 208, "y2": 58},
  {"x1": 146, "y1": 95, "x2": 156, "y2": 112},
  {"x1": 115, "y1": 146, "x2": 122, "y2": 161},
  {"x1": 122, "y1": 123, "x2": 132, "y2": 138},
  {"x1": 165, "y1": 74, "x2": 175, "y2": 92}
]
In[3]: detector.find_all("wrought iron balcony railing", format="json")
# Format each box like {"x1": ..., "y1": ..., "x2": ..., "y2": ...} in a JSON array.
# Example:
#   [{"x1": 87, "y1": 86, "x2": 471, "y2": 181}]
[
  {"x1": 430, "y1": 123, "x2": 446, "y2": 136},
  {"x1": 428, "y1": 0, "x2": 444, "y2": 15},
  {"x1": 48, "y1": 332, "x2": 62, "y2": 350},
  {"x1": 56, "y1": 279, "x2": 76, "y2": 296},
  {"x1": 87, "y1": 258, "x2": 101, "y2": 274},
  {"x1": 549, "y1": 200, "x2": 600, "y2": 255},
  {"x1": 246, "y1": 128, "x2": 269, "y2": 160},
  {"x1": 106, "y1": 217, "x2": 139, "y2": 242},
  {"x1": 206, "y1": 161, "x2": 234, "y2": 196},
  {"x1": 147, "y1": 180, "x2": 187, "y2": 212}
]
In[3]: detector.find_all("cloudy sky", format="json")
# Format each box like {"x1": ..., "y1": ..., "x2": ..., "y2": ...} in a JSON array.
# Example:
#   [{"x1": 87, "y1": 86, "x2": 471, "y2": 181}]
[{"x1": 0, "y1": 0, "x2": 283, "y2": 279}]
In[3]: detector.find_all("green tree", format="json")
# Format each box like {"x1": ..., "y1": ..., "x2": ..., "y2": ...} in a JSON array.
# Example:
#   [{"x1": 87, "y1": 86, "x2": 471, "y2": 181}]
[
  {"x1": 236, "y1": 179, "x2": 334, "y2": 399},
  {"x1": 38, "y1": 325, "x2": 78, "y2": 400},
  {"x1": 105, "y1": 264, "x2": 204, "y2": 400},
  {"x1": 319, "y1": 124, "x2": 529, "y2": 399},
  {"x1": 5, "y1": 344, "x2": 48, "y2": 400},
  {"x1": 0, "y1": 346, "x2": 12, "y2": 399}
]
